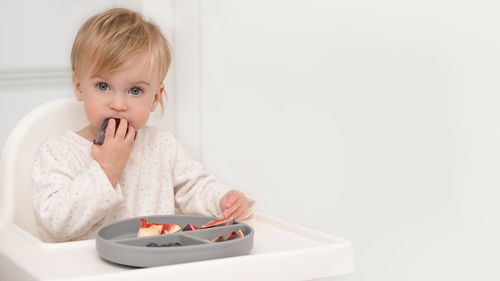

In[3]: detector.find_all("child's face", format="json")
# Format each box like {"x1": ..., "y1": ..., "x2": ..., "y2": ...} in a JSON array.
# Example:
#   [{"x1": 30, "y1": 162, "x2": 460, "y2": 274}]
[{"x1": 73, "y1": 57, "x2": 163, "y2": 133}]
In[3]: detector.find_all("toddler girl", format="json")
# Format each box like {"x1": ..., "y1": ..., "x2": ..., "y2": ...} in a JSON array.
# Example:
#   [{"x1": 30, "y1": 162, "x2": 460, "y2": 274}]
[{"x1": 32, "y1": 8, "x2": 255, "y2": 242}]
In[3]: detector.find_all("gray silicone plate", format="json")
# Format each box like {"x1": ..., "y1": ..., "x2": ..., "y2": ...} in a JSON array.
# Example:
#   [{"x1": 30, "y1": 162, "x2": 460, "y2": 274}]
[{"x1": 95, "y1": 214, "x2": 254, "y2": 267}]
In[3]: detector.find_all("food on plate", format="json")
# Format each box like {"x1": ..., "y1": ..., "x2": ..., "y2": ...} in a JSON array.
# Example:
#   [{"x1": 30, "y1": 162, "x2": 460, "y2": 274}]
[
  {"x1": 137, "y1": 217, "x2": 239, "y2": 240},
  {"x1": 211, "y1": 235, "x2": 225, "y2": 242},
  {"x1": 201, "y1": 217, "x2": 234, "y2": 228},
  {"x1": 182, "y1": 223, "x2": 200, "y2": 231},
  {"x1": 225, "y1": 229, "x2": 244, "y2": 241},
  {"x1": 146, "y1": 242, "x2": 182, "y2": 247},
  {"x1": 137, "y1": 219, "x2": 182, "y2": 237},
  {"x1": 137, "y1": 224, "x2": 163, "y2": 237},
  {"x1": 210, "y1": 229, "x2": 245, "y2": 242}
]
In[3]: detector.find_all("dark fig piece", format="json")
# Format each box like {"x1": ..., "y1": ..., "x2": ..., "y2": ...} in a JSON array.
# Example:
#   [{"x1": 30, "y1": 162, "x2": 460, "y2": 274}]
[
  {"x1": 225, "y1": 231, "x2": 237, "y2": 240},
  {"x1": 211, "y1": 235, "x2": 225, "y2": 242},
  {"x1": 201, "y1": 217, "x2": 234, "y2": 228},
  {"x1": 93, "y1": 118, "x2": 129, "y2": 145},
  {"x1": 225, "y1": 229, "x2": 244, "y2": 240},
  {"x1": 182, "y1": 223, "x2": 200, "y2": 231}
]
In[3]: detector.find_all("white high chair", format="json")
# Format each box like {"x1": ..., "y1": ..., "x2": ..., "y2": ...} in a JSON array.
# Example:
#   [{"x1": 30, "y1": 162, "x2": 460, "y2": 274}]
[
  {"x1": 0, "y1": 98, "x2": 353, "y2": 281},
  {"x1": 0, "y1": 97, "x2": 87, "y2": 238}
]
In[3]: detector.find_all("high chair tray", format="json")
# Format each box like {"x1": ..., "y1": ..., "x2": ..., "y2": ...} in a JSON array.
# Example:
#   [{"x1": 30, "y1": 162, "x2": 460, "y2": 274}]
[
  {"x1": 96, "y1": 215, "x2": 254, "y2": 267},
  {"x1": 0, "y1": 212, "x2": 353, "y2": 280}
]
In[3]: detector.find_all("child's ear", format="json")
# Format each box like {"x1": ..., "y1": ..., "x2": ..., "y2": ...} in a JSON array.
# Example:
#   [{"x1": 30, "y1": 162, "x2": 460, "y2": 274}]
[
  {"x1": 151, "y1": 83, "x2": 164, "y2": 112},
  {"x1": 72, "y1": 71, "x2": 84, "y2": 101}
]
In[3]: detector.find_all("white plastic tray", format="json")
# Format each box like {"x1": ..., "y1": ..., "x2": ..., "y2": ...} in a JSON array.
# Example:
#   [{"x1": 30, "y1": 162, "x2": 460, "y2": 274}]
[{"x1": 0, "y1": 212, "x2": 353, "y2": 281}]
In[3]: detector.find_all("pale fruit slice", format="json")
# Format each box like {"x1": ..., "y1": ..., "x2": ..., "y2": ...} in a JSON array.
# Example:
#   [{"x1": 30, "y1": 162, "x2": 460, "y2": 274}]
[{"x1": 137, "y1": 224, "x2": 163, "y2": 237}]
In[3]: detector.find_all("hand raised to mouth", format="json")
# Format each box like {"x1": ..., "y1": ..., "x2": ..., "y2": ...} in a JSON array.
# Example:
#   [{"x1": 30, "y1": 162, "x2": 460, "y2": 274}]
[
  {"x1": 94, "y1": 118, "x2": 130, "y2": 145},
  {"x1": 91, "y1": 118, "x2": 136, "y2": 187}
]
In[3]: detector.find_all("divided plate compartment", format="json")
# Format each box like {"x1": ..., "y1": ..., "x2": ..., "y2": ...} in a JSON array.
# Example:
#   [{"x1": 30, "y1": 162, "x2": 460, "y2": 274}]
[{"x1": 95, "y1": 215, "x2": 254, "y2": 267}]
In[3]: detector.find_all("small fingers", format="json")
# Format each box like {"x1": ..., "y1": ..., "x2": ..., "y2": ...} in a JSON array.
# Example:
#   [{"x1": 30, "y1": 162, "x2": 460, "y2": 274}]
[
  {"x1": 223, "y1": 198, "x2": 242, "y2": 217},
  {"x1": 115, "y1": 118, "x2": 128, "y2": 139},
  {"x1": 105, "y1": 118, "x2": 116, "y2": 139},
  {"x1": 125, "y1": 125, "x2": 136, "y2": 144},
  {"x1": 226, "y1": 203, "x2": 247, "y2": 221},
  {"x1": 225, "y1": 194, "x2": 237, "y2": 208},
  {"x1": 232, "y1": 206, "x2": 247, "y2": 221}
]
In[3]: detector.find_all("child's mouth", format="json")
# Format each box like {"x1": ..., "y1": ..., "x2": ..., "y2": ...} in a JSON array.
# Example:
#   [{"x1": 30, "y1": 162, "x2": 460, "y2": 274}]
[{"x1": 93, "y1": 118, "x2": 129, "y2": 145}]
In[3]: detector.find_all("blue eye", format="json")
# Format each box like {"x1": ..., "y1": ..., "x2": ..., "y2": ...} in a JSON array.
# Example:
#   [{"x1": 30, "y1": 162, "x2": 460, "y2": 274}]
[
  {"x1": 129, "y1": 87, "x2": 143, "y2": 96},
  {"x1": 96, "y1": 82, "x2": 110, "y2": 91}
]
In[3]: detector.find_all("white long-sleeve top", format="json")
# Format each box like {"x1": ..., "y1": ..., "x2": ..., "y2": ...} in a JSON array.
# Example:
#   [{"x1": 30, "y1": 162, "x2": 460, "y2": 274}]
[{"x1": 32, "y1": 126, "x2": 255, "y2": 242}]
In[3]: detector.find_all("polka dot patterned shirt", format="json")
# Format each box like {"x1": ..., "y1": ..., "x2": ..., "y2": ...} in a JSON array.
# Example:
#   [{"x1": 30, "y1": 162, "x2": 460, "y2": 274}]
[{"x1": 32, "y1": 127, "x2": 253, "y2": 242}]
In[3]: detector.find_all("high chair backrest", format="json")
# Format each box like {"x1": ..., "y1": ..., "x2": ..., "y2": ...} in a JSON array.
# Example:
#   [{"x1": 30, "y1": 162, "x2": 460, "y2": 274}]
[{"x1": 0, "y1": 97, "x2": 87, "y2": 238}]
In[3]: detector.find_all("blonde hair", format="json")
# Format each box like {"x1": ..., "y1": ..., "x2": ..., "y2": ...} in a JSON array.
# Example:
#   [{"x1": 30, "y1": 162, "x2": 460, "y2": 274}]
[{"x1": 71, "y1": 8, "x2": 171, "y2": 110}]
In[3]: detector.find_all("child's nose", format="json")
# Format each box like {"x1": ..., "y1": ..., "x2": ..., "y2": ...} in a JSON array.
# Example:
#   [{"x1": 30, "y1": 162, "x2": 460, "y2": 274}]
[{"x1": 110, "y1": 94, "x2": 127, "y2": 112}]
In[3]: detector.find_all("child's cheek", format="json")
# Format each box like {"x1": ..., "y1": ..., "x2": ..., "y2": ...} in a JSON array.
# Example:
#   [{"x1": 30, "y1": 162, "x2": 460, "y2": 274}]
[
  {"x1": 84, "y1": 99, "x2": 106, "y2": 128},
  {"x1": 131, "y1": 110, "x2": 151, "y2": 130}
]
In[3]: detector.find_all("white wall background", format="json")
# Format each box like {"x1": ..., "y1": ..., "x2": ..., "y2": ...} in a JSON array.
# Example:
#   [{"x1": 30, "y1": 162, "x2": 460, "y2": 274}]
[
  {"x1": 0, "y1": 0, "x2": 110, "y2": 149},
  {"x1": 2, "y1": 0, "x2": 500, "y2": 280},
  {"x1": 0, "y1": 0, "x2": 175, "y2": 150}
]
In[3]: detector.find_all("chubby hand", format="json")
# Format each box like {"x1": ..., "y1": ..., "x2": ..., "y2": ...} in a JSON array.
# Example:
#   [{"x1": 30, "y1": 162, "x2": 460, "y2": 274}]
[
  {"x1": 91, "y1": 118, "x2": 136, "y2": 187},
  {"x1": 219, "y1": 190, "x2": 248, "y2": 220}
]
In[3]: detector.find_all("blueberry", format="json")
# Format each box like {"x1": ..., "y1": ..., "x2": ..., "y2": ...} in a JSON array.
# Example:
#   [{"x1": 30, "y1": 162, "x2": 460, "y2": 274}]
[{"x1": 146, "y1": 242, "x2": 158, "y2": 247}]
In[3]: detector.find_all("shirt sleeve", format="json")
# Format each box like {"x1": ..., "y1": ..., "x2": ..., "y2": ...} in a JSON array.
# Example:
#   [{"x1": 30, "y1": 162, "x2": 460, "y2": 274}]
[
  {"x1": 32, "y1": 138, "x2": 123, "y2": 242},
  {"x1": 169, "y1": 135, "x2": 231, "y2": 218}
]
